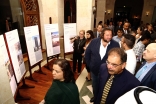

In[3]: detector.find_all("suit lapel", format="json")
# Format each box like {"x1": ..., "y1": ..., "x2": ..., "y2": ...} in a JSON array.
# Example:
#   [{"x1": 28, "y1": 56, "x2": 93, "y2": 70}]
[
  {"x1": 96, "y1": 38, "x2": 102, "y2": 60},
  {"x1": 141, "y1": 64, "x2": 156, "y2": 83}
]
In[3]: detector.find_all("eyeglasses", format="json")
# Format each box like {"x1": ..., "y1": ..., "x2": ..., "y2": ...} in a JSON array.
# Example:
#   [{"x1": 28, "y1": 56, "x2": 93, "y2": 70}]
[{"x1": 106, "y1": 60, "x2": 123, "y2": 68}]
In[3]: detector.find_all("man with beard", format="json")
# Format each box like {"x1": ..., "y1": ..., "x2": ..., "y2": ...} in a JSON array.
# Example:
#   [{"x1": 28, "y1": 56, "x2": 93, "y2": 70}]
[
  {"x1": 95, "y1": 48, "x2": 140, "y2": 104},
  {"x1": 85, "y1": 28, "x2": 120, "y2": 102},
  {"x1": 120, "y1": 34, "x2": 136, "y2": 74}
]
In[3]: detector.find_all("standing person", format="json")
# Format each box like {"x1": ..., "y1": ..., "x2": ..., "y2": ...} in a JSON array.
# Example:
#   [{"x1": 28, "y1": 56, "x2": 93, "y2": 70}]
[
  {"x1": 71, "y1": 30, "x2": 86, "y2": 75},
  {"x1": 108, "y1": 21, "x2": 115, "y2": 35},
  {"x1": 135, "y1": 26, "x2": 144, "y2": 45},
  {"x1": 133, "y1": 32, "x2": 151, "y2": 63},
  {"x1": 85, "y1": 28, "x2": 120, "y2": 102},
  {"x1": 94, "y1": 24, "x2": 103, "y2": 38},
  {"x1": 95, "y1": 48, "x2": 140, "y2": 104},
  {"x1": 83, "y1": 30, "x2": 95, "y2": 81},
  {"x1": 113, "y1": 28, "x2": 124, "y2": 43},
  {"x1": 115, "y1": 21, "x2": 123, "y2": 35},
  {"x1": 133, "y1": 32, "x2": 151, "y2": 73},
  {"x1": 123, "y1": 22, "x2": 130, "y2": 34},
  {"x1": 135, "y1": 43, "x2": 156, "y2": 90},
  {"x1": 120, "y1": 34, "x2": 136, "y2": 74},
  {"x1": 43, "y1": 59, "x2": 80, "y2": 104}
]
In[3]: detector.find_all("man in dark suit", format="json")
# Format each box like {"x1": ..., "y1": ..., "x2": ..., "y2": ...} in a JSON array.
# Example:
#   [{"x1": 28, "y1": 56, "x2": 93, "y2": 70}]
[
  {"x1": 93, "y1": 24, "x2": 103, "y2": 38},
  {"x1": 115, "y1": 21, "x2": 123, "y2": 35},
  {"x1": 135, "y1": 43, "x2": 156, "y2": 90},
  {"x1": 123, "y1": 22, "x2": 130, "y2": 34},
  {"x1": 95, "y1": 48, "x2": 140, "y2": 104},
  {"x1": 85, "y1": 28, "x2": 120, "y2": 102}
]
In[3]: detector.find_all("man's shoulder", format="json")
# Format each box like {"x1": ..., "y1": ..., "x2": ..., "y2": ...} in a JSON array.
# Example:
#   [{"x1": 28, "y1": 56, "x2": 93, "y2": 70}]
[
  {"x1": 91, "y1": 38, "x2": 101, "y2": 43},
  {"x1": 100, "y1": 63, "x2": 107, "y2": 72},
  {"x1": 123, "y1": 70, "x2": 140, "y2": 83},
  {"x1": 110, "y1": 39, "x2": 119, "y2": 46}
]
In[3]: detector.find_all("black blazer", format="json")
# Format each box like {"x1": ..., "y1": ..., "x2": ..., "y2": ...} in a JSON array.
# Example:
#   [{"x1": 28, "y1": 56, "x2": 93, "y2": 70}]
[
  {"x1": 139, "y1": 62, "x2": 156, "y2": 91},
  {"x1": 85, "y1": 38, "x2": 119, "y2": 76},
  {"x1": 73, "y1": 37, "x2": 86, "y2": 54},
  {"x1": 95, "y1": 63, "x2": 141, "y2": 104}
]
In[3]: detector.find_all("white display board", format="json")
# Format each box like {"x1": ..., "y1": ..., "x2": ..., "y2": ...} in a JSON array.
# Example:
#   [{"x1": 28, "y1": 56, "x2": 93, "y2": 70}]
[
  {"x1": 24, "y1": 25, "x2": 43, "y2": 66},
  {"x1": 63, "y1": 23, "x2": 77, "y2": 53},
  {"x1": 0, "y1": 35, "x2": 17, "y2": 96},
  {"x1": 5, "y1": 29, "x2": 26, "y2": 83},
  {"x1": 44, "y1": 24, "x2": 60, "y2": 57}
]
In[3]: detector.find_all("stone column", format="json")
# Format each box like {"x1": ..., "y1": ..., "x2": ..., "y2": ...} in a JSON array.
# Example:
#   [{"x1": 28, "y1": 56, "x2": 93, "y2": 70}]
[
  {"x1": 96, "y1": 0, "x2": 106, "y2": 26},
  {"x1": 76, "y1": 0, "x2": 95, "y2": 33}
]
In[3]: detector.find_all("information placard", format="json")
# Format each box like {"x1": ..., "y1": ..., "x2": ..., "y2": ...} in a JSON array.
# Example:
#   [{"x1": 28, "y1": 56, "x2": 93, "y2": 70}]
[
  {"x1": 24, "y1": 25, "x2": 43, "y2": 66},
  {"x1": 63, "y1": 23, "x2": 77, "y2": 53},
  {"x1": 44, "y1": 24, "x2": 60, "y2": 57},
  {"x1": 0, "y1": 35, "x2": 17, "y2": 96},
  {"x1": 5, "y1": 30, "x2": 26, "y2": 83},
  {"x1": 5, "y1": 29, "x2": 26, "y2": 83}
]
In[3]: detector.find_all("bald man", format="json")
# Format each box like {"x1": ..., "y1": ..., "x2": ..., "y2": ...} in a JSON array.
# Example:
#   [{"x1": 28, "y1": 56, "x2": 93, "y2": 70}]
[{"x1": 135, "y1": 43, "x2": 156, "y2": 90}]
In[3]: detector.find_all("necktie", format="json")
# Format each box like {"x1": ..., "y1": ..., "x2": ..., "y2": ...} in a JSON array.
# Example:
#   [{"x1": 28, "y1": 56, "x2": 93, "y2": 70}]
[
  {"x1": 135, "y1": 65, "x2": 147, "y2": 79},
  {"x1": 101, "y1": 75, "x2": 114, "y2": 104}
]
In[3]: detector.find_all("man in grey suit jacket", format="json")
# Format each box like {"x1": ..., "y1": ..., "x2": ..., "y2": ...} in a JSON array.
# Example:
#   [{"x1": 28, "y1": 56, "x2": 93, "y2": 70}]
[
  {"x1": 135, "y1": 43, "x2": 156, "y2": 91},
  {"x1": 95, "y1": 48, "x2": 140, "y2": 104},
  {"x1": 93, "y1": 24, "x2": 103, "y2": 38},
  {"x1": 85, "y1": 28, "x2": 120, "y2": 102}
]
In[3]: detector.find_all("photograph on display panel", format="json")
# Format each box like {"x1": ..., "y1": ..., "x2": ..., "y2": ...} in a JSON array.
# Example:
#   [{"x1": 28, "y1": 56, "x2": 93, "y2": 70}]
[
  {"x1": 32, "y1": 35, "x2": 42, "y2": 62},
  {"x1": 51, "y1": 31, "x2": 60, "y2": 47},
  {"x1": 51, "y1": 31, "x2": 60, "y2": 55},
  {"x1": 14, "y1": 42, "x2": 24, "y2": 66}
]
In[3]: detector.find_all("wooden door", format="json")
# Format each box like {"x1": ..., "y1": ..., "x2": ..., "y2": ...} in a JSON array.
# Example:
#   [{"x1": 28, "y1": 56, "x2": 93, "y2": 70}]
[{"x1": 20, "y1": 0, "x2": 42, "y2": 48}]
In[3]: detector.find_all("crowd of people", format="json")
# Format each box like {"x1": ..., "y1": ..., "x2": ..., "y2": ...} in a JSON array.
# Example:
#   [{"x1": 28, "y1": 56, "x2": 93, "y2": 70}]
[{"x1": 40, "y1": 20, "x2": 156, "y2": 104}]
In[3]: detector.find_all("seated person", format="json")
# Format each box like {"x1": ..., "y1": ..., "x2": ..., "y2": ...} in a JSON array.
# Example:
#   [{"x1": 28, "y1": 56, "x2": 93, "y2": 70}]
[{"x1": 41, "y1": 59, "x2": 80, "y2": 104}]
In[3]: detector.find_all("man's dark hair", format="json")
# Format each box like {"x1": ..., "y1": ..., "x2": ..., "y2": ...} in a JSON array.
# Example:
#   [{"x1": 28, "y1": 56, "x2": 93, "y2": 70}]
[
  {"x1": 108, "y1": 48, "x2": 127, "y2": 63},
  {"x1": 53, "y1": 59, "x2": 75, "y2": 83},
  {"x1": 140, "y1": 31, "x2": 151, "y2": 41},
  {"x1": 86, "y1": 30, "x2": 95, "y2": 39},
  {"x1": 101, "y1": 28, "x2": 113, "y2": 39},
  {"x1": 97, "y1": 24, "x2": 103, "y2": 28},
  {"x1": 138, "y1": 26, "x2": 144, "y2": 31},
  {"x1": 123, "y1": 34, "x2": 136, "y2": 49},
  {"x1": 117, "y1": 28, "x2": 124, "y2": 33}
]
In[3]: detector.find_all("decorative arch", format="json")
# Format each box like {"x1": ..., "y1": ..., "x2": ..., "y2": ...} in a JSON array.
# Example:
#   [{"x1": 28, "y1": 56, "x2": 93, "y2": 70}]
[{"x1": 20, "y1": 0, "x2": 42, "y2": 47}]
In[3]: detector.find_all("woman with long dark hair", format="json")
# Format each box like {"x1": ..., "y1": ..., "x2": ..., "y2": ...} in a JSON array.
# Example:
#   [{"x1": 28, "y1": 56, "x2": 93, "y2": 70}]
[{"x1": 83, "y1": 30, "x2": 95, "y2": 81}]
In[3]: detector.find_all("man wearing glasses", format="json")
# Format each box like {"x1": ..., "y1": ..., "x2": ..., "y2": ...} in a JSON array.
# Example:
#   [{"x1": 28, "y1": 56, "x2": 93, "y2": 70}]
[{"x1": 94, "y1": 48, "x2": 140, "y2": 104}]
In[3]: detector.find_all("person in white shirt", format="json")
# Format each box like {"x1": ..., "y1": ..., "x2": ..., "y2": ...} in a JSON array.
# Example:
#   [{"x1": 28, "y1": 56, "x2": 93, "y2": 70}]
[{"x1": 120, "y1": 34, "x2": 136, "y2": 74}]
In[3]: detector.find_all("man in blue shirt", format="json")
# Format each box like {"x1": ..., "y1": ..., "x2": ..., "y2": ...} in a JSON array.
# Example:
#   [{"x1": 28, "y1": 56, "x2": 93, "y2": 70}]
[{"x1": 135, "y1": 43, "x2": 156, "y2": 90}]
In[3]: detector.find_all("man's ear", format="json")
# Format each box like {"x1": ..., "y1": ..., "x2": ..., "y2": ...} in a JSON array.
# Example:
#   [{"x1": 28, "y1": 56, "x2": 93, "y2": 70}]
[
  {"x1": 122, "y1": 62, "x2": 126, "y2": 69},
  {"x1": 154, "y1": 53, "x2": 156, "y2": 59}
]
